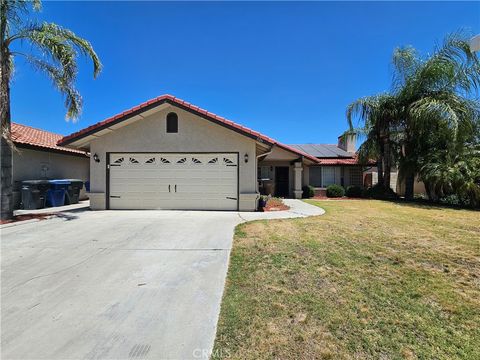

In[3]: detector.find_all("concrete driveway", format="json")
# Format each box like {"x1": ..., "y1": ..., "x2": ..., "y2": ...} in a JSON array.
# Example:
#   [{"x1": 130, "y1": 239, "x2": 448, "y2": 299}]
[{"x1": 1, "y1": 200, "x2": 323, "y2": 360}]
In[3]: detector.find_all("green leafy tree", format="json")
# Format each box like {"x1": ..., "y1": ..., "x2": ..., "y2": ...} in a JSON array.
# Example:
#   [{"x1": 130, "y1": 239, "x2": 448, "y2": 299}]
[
  {"x1": 1, "y1": 0, "x2": 101, "y2": 219},
  {"x1": 346, "y1": 32, "x2": 480, "y2": 204},
  {"x1": 346, "y1": 94, "x2": 400, "y2": 190},
  {"x1": 393, "y1": 32, "x2": 480, "y2": 199}
]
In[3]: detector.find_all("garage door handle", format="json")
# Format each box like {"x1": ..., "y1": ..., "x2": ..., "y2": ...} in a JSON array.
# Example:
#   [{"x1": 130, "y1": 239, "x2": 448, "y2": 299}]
[
  {"x1": 175, "y1": 185, "x2": 177, "y2": 192},
  {"x1": 168, "y1": 185, "x2": 171, "y2": 193}
]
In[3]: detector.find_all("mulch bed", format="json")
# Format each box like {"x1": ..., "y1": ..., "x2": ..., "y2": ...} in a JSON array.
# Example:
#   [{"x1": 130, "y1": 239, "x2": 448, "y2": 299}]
[
  {"x1": 261, "y1": 198, "x2": 290, "y2": 211},
  {"x1": 0, "y1": 213, "x2": 55, "y2": 225}
]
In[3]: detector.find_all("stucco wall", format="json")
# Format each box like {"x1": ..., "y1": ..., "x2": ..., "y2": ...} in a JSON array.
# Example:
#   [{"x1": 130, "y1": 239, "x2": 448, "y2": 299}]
[
  {"x1": 364, "y1": 168, "x2": 426, "y2": 196},
  {"x1": 89, "y1": 105, "x2": 258, "y2": 211},
  {"x1": 12, "y1": 147, "x2": 89, "y2": 208}
]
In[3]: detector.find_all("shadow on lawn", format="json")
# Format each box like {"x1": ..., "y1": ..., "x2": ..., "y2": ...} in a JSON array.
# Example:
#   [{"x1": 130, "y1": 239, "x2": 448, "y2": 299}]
[{"x1": 391, "y1": 199, "x2": 479, "y2": 212}]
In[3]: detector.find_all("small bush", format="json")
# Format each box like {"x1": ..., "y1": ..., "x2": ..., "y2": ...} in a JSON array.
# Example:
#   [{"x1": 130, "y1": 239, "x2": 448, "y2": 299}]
[
  {"x1": 438, "y1": 194, "x2": 473, "y2": 207},
  {"x1": 346, "y1": 185, "x2": 363, "y2": 198},
  {"x1": 302, "y1": 185, "x2": 315, "y2": 198},
  {"x1": 326, "y1": 184, "x2": 345, "y2": 198},
  {"x1": 363, "y1": 184, "x2": 398, "y2": 200}
]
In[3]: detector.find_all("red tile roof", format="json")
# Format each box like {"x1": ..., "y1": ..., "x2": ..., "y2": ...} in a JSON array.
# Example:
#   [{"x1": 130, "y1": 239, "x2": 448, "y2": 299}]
[
  {"x1": 11, "y1": 123, "x2": 88, "y2": 156},
  {"x1": 317, "y1": 155, "x2": 375, "y2": 166},
  {"x1": 58, "y1": 94, "x2": 320, "y2": 163},
  {"x1": 317, "y1": 158, "x2": 360, "y2": 165}
]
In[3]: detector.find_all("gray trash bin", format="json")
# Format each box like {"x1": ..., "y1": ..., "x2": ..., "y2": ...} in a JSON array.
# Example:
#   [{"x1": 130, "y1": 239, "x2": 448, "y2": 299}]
[
  {"x1": 21, "y1": 180, "x2": 50, "y2": 209},
  {"x1": 64, "y1": 179, "x2": 84, "y2": 204}
]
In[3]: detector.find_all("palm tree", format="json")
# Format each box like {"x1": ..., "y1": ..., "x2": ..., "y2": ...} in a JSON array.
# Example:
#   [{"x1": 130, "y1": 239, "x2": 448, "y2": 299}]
[
  {"x1": 393, "y1": 32, "x2": 480, "y2": 199},
  {"x1": 347, "y1": 32, "x2": 480, "y2": 201},
  {"x1": 346, "y1": 94, "x2": 400, "y2": 190},
  {"x1": 1, "y1": 0, "x2": 102, "y2": 219}
]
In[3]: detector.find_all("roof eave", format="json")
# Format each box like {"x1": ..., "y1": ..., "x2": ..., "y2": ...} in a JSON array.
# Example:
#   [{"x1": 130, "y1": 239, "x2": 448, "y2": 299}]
[{"x1": 58, "y1": 97, "x2": 276, "y2": 148}]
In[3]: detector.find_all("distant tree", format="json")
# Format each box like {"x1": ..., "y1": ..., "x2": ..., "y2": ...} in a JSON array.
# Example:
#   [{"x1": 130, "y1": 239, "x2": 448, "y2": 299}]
[{"x1": 1, "y1": 0, "x2": 102, "y2": 220}]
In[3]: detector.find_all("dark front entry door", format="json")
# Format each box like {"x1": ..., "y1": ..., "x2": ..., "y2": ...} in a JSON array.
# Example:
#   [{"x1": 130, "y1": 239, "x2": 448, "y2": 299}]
[{"x1": 275, "y1": 166, "x2": 290, "y2": 197}]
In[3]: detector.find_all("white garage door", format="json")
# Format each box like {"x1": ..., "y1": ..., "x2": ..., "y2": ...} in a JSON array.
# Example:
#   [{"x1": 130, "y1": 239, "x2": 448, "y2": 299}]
[{"x1": 108, "y1": 153, "x2": 238, "y2": 210}]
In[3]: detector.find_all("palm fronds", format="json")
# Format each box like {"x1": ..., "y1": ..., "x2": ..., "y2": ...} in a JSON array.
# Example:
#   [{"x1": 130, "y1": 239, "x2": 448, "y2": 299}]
[{"x1": 2, "y1": 1, "x2": 102, "y2": 120}]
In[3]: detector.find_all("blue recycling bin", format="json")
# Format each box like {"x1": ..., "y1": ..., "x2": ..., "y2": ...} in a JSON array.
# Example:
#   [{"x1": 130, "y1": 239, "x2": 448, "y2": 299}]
[{"x1": 46, "y1": 180, "x2": 70, "y2": 207}]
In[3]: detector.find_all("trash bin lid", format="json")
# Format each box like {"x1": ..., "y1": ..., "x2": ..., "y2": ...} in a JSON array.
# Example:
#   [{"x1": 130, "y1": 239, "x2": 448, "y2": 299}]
[
  {"x1": 62, "y1": 179, "x2": 84, "y2": 184},
  {"x1": 22, "y1": 180, "x2": 51, "y2": 185},
  {"x1": 49, "y1": 179, "x2": 71, "y2": 184}
]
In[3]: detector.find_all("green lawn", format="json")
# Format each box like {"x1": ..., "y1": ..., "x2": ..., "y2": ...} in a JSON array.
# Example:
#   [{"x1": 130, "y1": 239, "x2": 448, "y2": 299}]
[{"x1": 213, "y1": 200, "x2": 480, "y2": 359}]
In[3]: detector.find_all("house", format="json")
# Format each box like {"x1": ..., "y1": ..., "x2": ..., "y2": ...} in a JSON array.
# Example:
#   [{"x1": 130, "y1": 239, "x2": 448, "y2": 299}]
[
  {"x1": 283, "y1": 139, "x2": 364, "y2": 196},
  {"x1": 11, "y1": 123, "x2": 90, "y2": 208},
  {"x1": 58, "y1": 95, "x2": 369, "y2": 211}
]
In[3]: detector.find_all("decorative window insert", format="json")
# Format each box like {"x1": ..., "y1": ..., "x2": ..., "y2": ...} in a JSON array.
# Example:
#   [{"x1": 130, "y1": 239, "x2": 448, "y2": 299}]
[
  {"x1": 223, "y1": 157, "x2": 234, "y2": 164},
  {"x1": 257, "y1": 166, "x2": 270, "y2": 180},
  {"x1": 349, "y1": 167, "x2": 363, "y2": 186},
  {"x1": 129, "y1": 157, "x2": 139, "y2": 164},
  {"x1": 192, "y1": 157, "x2": 202, "y2": 164},
  {"x1": 176, "y1": 157, "x2": 187, "y2": 164},
  {"x1": 145, "y1": 157, "x2": 156, "y2": 164},
  {"x1": 113, "y1": 157, "x2": 124, "y2": 164},
  {"x1": 166, "y1": 112, "x2": 178, "y2": 133},
  {"x1": 160, "y1": 157, "x2": 171, "y2": 164},
  {"x1": 208, "y1": 157, "x2": 218, "y2": 164}
]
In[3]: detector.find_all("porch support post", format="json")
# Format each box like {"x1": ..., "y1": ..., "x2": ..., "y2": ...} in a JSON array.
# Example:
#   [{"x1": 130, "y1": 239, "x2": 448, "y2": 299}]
[{"x1": 293, "y1": 162, "x2": 303, "y2": 199}]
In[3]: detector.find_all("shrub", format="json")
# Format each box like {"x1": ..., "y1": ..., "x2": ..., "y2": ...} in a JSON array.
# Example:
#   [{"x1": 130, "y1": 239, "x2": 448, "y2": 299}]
[
  {"x1": 346, "y1": 185, "x2": 363, "y2": 198},
  {"x1": 326, "y1": 184, "x2": 345, "y2": 198},
  {"x1": 363, "y1": 184, "x2": 398, "y2": 200},
  {"x1": 302, "y1": 185, "x2": 315, "y2": 198},
  {"x1": 438, "y1": 194, "x2": 473, "y2": 207},
  {"x1": 439, "y1": 194, "x2": 462, "y2": 206}
]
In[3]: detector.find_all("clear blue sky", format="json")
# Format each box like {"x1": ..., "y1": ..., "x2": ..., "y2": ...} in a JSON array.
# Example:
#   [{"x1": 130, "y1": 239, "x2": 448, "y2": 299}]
[{"x1": 11, "y1": 1, "x2": 480, "y2": 144}]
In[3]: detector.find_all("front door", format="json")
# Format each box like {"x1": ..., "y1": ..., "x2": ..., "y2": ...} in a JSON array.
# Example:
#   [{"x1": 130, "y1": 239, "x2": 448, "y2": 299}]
[{"x1": 275, "y1": 166, "x2": 289, "y2": 197}]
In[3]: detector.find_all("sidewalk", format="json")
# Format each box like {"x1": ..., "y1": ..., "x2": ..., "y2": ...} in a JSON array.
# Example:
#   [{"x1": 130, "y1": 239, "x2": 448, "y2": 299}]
[{"x1": 13, "y1": 200, "x2": 90, "y2": 216}]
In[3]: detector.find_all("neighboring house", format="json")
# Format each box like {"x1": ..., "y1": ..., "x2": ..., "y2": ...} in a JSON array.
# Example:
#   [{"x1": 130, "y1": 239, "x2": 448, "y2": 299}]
[
  {"x1": 364, "y1": 167, "x2": 427, "y2": 196},
  {"x1": 58, "y1": 95, "x2": 371, "y2": 211},
  {"x1": 11, "y1": 123, "x2": 90, "y2": 208}
]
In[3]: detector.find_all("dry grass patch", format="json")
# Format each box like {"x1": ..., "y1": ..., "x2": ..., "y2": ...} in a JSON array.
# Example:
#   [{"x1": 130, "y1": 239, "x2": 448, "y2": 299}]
[{"x1": 213, "y1": 200, "x2": 480, "y2": 359}]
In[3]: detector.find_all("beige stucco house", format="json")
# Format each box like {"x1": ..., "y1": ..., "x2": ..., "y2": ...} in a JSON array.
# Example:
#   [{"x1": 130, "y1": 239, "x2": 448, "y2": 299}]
[
  {"x1": 59, "y1": 95, "x2": 366, "y2": 211},
  {"x1": 11, "y1": 123, "x2": 90, "y2": 208}
]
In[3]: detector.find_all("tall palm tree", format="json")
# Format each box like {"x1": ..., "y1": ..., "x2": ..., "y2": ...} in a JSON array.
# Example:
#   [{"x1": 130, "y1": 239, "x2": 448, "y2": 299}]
[
  {"x1": 1, "y1": 0, "x2": 101, "y2": 220},
  {"x1": 346, "y1": 93, "x2": 400, "y2": 189},
  {"x1": 393, "y1": 32, "x2": 480, "y2": 199}
]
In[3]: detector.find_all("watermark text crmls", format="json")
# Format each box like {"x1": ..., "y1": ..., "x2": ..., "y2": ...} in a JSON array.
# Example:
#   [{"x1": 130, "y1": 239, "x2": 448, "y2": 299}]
[{"x1": 192, "y1": 347, "x2": 231, "y2": 359}]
